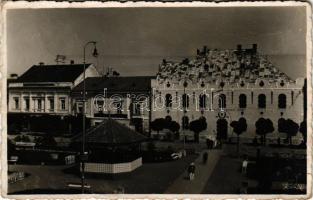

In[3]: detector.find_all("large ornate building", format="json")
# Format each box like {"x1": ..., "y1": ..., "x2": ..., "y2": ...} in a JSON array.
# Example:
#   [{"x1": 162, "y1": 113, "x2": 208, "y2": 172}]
[{"x1": 151, "y1": 44, "x2": 304, "y2": 141}]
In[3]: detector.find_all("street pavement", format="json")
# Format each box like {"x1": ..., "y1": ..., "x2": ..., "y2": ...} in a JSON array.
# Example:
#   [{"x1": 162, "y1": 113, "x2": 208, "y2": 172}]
[
  {"x1": 9, "y1": 143, "x2": 286, "y2": 194},
  {"x1": 8, "y1": 154, "x2": 198, "y2": 194},
  {"x1": 165, "y1": 149, "x2": 222, "y2": 194}
]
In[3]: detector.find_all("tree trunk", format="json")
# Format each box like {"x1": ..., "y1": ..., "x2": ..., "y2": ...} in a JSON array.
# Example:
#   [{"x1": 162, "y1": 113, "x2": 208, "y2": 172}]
[
  {"x1": 194, "y1": 132, "x2": 199, "y2": 143},
  {"x1": 263, "y1": 135, "x2": 266, "y2": 146},
  {"x1": 289, "y1": 136, "x2": 292, "y2": 146},
  {"x1": 236, "y1": 135, "x2": 240, "y2": 155}
]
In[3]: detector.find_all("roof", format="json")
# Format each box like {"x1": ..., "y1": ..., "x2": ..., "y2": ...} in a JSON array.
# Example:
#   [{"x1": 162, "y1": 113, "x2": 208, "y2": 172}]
[
  {"x1": 72, "y1": 76, "x2": 154, "y2": 95},
  {"x1": 157, "y1": 45, "x2": 293, "y2": 83},
  {"x1": 73, "y1": 118, "x2": 148, "y2": 145},
  {"x1": 16, "y1": 64, "x2": 91, "y2": 83}
]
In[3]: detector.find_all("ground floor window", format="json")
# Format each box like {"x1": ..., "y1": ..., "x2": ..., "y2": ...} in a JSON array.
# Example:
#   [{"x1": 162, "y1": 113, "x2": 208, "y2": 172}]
[
  {"x1": 60, "y1": 98, "x2": 66, "y2": 110},
  {"x1": 37, "y1": 99, "x2": 42, "y2": 111},
  {"x1": 14, "y1": 97, "x2": 19, "y2": 110},
  {"x1": 24, "y1": 97, "x2": 29, "y2": 111},
  {"x1": 48, "y1": 98, "x2": 54, "y2": 111}
]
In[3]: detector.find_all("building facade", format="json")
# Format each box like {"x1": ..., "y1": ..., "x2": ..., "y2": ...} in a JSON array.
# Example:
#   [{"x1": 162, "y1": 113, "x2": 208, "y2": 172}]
[
  {"x1": 7, "y1": 63, "x2": 100, "y2": 133},
  {"x1": 71, "y1": 76, "x2": 153, "y2": 133},
  {"x1": 7, "y1": 44, "x2": 305, "y2": 141},
  {"x1": 151, "y1": 44, "x2": 304, "y2": 141}
]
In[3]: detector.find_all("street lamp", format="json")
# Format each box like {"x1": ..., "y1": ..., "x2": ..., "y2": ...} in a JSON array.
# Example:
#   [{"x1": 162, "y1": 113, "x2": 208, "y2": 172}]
[
  {"x1": 182, "y1": 80, "x2": 188, "y2": 156},
  {"x1": 81, "y1": 41, "x2": 98, "y2": 193}
]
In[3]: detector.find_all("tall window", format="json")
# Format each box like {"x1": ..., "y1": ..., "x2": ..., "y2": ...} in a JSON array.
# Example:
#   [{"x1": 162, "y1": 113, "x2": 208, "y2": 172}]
[
  {"x1": 158, "y1": 92, "x2": 162, "y2": 103},
  {"x1": 165, "y1": 94, "x2": 172, "y2": 108},
  {"x1": 239, "y1": 94, "x2": 247, "y2": 108},
  {"x1": 199, "y1": 94, "x2": 206, "y2": 109},
  {"x1": 258, "y1": 94, "x2": 266, "y2": 109},
  {"x1": 24, "y1": 97, "x2": 29, "y2": 111},
  {"x1": 95, "y1": 99, "x2": 104, "y2": 112},
  {"x1": 231, "y1": 92, "x2": 234, "y2": 104},
  {"x1": 60, "y1": 98, "x2": 66, "y2": 110},
  {"x1": 182, "y1": 116, "x2": 189, "y2": 129},
  {"x1": 38, "y1": 99, "x2": 42, "y2": 111},
  {"x1": 192, "y1": 92, "x2": 196, "y2": 104},
  {"x1": 14, "y1": 97, "x2": 19, "y2": 110},
  {"x1": 278, "y1": 94, "x2": 287, "y2": 109},
  {"x1": 182, "y1": 94, "x2": 189, "y2": 109},
  {"x1": 218, "y1": 94, "x2": 226, "y2": 109},
  {"x1": 77, "y1": 102, "x2": 83, "y2": 113},
  {"x1": 114, "y1": 101, "x2": 123, "y2": 114},
  {"x1": 134, "y1": 103, "x2": 141, "y2": 115},
  {"x1": 49, "y1": 98, "x2": 54, "y2": 111}
]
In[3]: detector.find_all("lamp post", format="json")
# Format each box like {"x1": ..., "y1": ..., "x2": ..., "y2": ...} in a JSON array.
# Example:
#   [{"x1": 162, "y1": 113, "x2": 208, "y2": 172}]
[
  {"x1": 182, "y1": 80, "x2": 188, "y2": 156},
  {"x1": 81, "y1": 41, "x2": 98, "y2": 194}
]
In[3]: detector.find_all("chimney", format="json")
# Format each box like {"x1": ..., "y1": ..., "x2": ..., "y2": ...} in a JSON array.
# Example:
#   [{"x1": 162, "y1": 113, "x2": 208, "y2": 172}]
[
  {"x1": 203, "y1": 46, "x2": 207, "y2": 54},
  {"x1": 70, "y1": 60, "x2": 74, "y2": 65},
  {"x1": 10, "y1": 73, "x2": 18, "y2": 79},
  {"x1": 252, "y1": 44, "x2": 257, "y2": 53},
  {"x1": 237, "y1": 44, "x2": 242, "y2": 51},
  {"x1": 162, "y1": 59, "x2": 167, "y2": 65},
  {"x1": 39, "y1": 62, "x2": 44, "y2": 66}
]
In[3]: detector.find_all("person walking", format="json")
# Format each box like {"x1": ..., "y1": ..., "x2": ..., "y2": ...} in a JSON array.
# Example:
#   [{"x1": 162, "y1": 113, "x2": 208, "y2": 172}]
[
  {"x1": 242, "y1": 158, "x2": 248, "y2": 174},
  {"x1": 188, "y1": 162, "x2": 196, "y2": 180}
]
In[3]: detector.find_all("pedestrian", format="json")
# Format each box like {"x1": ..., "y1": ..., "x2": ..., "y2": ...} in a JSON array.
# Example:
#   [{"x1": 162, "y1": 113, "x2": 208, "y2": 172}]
[
  {"x1": 213, "y1": 139, "x2": 218, "y2": 149},
  {"x1": 188, "y1": 162, "x2": 196, "y2": 180},
  {"x1": 242, "y1": 158, "x2": 248, "y2": 174},
  {"x1": 202, "y1": 152, "x2": 208, "y2": 164},
  {"x1": 239, "y1": 181, "x2": 248, "y2": 194},
  {"x1": 206, "y1": 138, "x2": 210, "y2": 149},
  {"x1": 210, "y1": 139, "x2": 214, "y2": 149}
]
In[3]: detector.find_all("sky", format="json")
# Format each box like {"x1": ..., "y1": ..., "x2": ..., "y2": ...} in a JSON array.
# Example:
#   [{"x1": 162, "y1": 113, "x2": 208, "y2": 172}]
[{"x1": 6, "y1": 6, "x2": 307, "y2": 79}]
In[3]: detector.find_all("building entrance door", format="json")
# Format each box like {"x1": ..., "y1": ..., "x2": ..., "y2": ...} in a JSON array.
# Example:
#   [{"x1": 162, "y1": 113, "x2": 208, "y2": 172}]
[
  {"x1": 131, "y1": 118, "x2": 143, "y2": 133},
  {"x1": 216, "y1": 119, "x2": 228, "y2": 140}
]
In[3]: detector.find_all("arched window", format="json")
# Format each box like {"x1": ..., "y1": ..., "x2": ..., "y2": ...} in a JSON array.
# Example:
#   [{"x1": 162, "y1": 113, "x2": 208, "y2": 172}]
[
  {"x1": 239, "y1": 94, "x2": 247, "y2": 108},
  {"x1": 113, "y1": 101, "x2": 123, "y2": 114},
  {"x1": 278, "y1": 94, "x2": 287, "y2": 109},
  {"x1": 199, "y1": 94, "x2": 206, "y2": 109},
  {"x1": 182, "y1": 94, "x2": 189, "y2": 108},
  {"x1": 218, "y1": 94, "x2": 226, "y2": 109},
  {"x1": 258, "y1": 94, "x2": 266, "y2": 109},
  {"x1": 134, "y1": 103, "x2": 141, "y2": 115},
  {"x1": 165, "y1": 94, "x2": 172, "y2": 108},
  {"x1": 182, "y1": 116, "x2": 189, "y2": 129}
]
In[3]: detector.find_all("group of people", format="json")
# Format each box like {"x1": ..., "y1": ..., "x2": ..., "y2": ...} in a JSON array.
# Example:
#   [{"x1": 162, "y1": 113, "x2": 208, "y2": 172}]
[{"x1": 206, "y1": 138, "x2": 222, "y2": 149}]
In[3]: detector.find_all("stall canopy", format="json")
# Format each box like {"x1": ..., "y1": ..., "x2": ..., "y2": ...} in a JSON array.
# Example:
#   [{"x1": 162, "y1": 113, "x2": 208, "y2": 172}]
[{"x1": 73, "y1": 118, "x2": 148, "y2": 147}]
